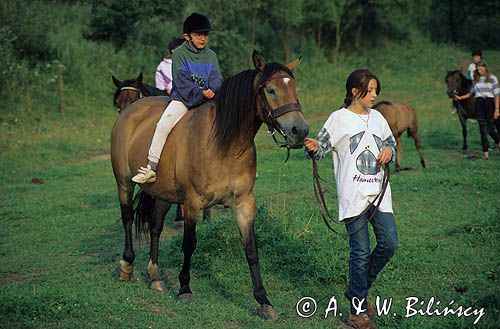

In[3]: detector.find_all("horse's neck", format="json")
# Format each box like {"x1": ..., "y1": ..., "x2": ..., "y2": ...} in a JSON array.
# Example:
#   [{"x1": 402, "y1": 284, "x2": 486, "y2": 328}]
[{"x1": 142, "y1": 84, "x2": 163, "y2": 96}]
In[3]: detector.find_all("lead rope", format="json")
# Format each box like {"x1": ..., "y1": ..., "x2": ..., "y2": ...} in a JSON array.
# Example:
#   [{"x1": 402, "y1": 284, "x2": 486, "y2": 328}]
[{"x1": 309, "y1": 150, "x2": 390, "y2": 236}]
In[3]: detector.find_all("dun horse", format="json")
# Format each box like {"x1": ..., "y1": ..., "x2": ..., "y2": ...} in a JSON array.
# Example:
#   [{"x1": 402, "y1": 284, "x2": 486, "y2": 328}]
[
  {"x1": 112, "y1": 73, "x2": 190, "y2": 222},
  {"x1": 111, "y1": 51, "x2": 309, "y2": 319},
  {"x1": 374, "y1": 101, "x2": 426, "y2": 172},
  {"x1": 445, "y1": 70, "x2": 500, "y2": 151},
  {"x1": 112, "y1": 72, "x2": 166, "y2": 113}
]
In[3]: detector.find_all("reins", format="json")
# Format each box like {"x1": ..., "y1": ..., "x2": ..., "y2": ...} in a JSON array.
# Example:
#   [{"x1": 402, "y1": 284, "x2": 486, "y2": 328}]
[{"x1": 308, "y1": 150, "x2": 391, "y2": 235}]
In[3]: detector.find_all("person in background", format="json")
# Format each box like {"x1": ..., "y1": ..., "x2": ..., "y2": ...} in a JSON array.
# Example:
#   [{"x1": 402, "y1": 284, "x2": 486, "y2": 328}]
[
  {"x1": 467, "y1": 49, "x2": 482, "y2": 81},
  {"x1": 455, "y1": 60, "x2": 500, "y2": 160},
  {"x1": 156, "y1": 37, "x2": 185, "y2": 95}
]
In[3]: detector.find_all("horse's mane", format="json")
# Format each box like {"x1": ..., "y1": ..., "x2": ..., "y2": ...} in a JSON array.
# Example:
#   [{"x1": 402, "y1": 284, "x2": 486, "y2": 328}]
[{"x1": 212, "y1": 62, "x2": 293, "y2": 154}]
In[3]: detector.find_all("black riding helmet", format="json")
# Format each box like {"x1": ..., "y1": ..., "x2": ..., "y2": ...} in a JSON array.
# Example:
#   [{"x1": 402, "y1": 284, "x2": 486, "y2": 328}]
[{"x1": 183, "y1": 12, "x2": 212, "y2": 34}]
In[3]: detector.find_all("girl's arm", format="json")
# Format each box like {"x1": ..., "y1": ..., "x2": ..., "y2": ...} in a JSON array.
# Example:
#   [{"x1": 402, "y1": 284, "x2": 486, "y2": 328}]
[
  {"x1": 207, "y1": 55, "x2": 223, "y2": 94},
  {"x1": 455, "y1": 93, "x2": 471, "y2": 101},
  {"x1": 305, "y1": 127, "x2": 334, "y2": 160},
  {"x1": 379, "y1": 134, "x2": 396, "y2": 165}
]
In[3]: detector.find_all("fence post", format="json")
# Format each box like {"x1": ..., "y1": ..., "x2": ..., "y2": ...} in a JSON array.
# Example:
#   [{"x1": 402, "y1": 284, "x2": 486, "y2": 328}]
[{"x1": 58, "y1": 65, "x2": 64, "y2": 114}]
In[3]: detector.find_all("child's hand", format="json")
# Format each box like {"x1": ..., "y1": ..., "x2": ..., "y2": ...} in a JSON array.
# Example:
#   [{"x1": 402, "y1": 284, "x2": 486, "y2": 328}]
[
  {"x1": 378, "y1": 147, "x2": 393, "y2": 165},
  {"x1": 202, "y1": 89, "x2": 215, "y2": 99},
  {"x1": 304, "y1": 137, "x2": 319, "y2": 154}
]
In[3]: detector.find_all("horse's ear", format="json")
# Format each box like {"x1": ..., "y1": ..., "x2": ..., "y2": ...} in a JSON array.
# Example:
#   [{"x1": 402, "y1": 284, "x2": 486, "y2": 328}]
[
  {"x1": 287, "y1": 56, "x2": 302, "y2": 72},
  {"x1": 112, "y1": 75, "x2": 122, "y2": 87},
  {"x1": 252, "y1": 50, "x2": 266, "y2": 72},
  {"x1": 137, "y1": 72, "x2": 143, "y2": 84}
]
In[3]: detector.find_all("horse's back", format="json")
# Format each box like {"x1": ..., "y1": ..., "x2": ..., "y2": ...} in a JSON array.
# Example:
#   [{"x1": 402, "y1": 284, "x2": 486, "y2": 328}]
[{"x1": 375, "y1": 101, "x2": 417, "y2": 136}]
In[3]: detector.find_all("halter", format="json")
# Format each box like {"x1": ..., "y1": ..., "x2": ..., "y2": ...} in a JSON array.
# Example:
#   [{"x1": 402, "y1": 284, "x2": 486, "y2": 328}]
[
  {"x1": 120, "y1": 86, "x2": 144, "y2": 99},
  {"x1": 256, "y1": 71, "x2": 303, "y2": 160}
]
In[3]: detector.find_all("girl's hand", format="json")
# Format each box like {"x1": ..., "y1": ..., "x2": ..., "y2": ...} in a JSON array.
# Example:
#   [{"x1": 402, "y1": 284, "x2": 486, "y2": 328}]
[
  {"x1": 202, "y1": 89, "x2": 215, "y2": 99},
  {"x1": 453, "y1": 95, "x2": 461, "y2": 101},
  {"x1": 378, "y1": 147, "x2": 393, "y2": 165},
  {"x1": 304, "y1": 137, "x2": 319, "y2": 154},
  {"x1": 494, "y1": 109, "x2": 499, "y2": 120}
]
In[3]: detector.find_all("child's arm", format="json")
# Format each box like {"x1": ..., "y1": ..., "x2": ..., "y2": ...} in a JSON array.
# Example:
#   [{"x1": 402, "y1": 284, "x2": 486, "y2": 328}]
[
  {"x1": 379, "y1": 119, "x2": 397, "y2": 165},
  {"x1": 207, "y1": 55, "x2": 223, "y2": 94},
  {"x1": 305, "y1": 127, "x2": 334, "y2": 160},
  {"x1": 455, "y1": 93, "x2": 472, "y2": 101}
]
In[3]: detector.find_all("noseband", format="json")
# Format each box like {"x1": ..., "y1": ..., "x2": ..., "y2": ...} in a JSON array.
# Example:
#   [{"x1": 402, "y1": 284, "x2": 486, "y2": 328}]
[{"x1": 256, "y1": 72, "x2": 303, "y2": 149}]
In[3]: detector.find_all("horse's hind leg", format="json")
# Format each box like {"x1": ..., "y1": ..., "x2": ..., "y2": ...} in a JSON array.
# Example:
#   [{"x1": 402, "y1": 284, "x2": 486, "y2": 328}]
[
  {"x1": 148, "y1": 200, "x2": 172, "y2": 292},
  {"x1": 395, "y1": 136, "x2": 402, "y2": 173},
  {"x1": 236, "y1": 192, "x2": 276, "y2": 320},
  {"x1": 118, "y1": 182, "x2": 135, "y2": 280},
  {"x1": 408, "y1": 127, "x2": 426, "y2": 168}
]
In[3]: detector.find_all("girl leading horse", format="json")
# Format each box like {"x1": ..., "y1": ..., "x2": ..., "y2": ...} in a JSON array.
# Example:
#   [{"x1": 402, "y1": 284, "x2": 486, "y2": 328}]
[{"x1": 110, "y1": 50, "x2": 308, "y2": 319}]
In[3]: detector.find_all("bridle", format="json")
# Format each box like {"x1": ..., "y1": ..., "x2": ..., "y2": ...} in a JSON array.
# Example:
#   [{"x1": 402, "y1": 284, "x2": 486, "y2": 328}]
[
  {"x1": 120, "y1": 86, "x2": 144, "y2": 100},
  {"x1": 256, "y1": 71, "x2": 303, "y2": 160},
  {"x1": 309, "y1": 149, "x2": 391, "y2": 235}
]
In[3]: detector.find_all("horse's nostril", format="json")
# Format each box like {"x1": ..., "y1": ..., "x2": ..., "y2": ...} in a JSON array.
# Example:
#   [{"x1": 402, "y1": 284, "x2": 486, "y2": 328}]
[{"x1": 292, "y1": 126, "x2": 298, "y2": 135}]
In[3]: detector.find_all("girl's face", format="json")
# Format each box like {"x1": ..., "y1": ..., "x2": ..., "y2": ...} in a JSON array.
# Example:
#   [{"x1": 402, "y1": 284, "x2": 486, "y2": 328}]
[
  {"x1": 354, "y1": 79, "x2": 379, "y2": 108},
  {"x1": 477, "y1": 66, "x2": 487, "y2": 76},
  {"x1": 189, "y1": 32, "x2": 209, "y2": 49}
]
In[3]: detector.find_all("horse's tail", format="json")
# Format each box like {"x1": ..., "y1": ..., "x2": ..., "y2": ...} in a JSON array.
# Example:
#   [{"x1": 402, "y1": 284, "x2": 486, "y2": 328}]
[{"x1": 133, "y1": 190, "x2": 155, "y2": 237}]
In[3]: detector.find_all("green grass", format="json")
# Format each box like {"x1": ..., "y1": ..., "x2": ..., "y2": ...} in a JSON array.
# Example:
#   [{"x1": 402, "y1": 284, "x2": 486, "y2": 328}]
[{"x1": 1, "y1": 39, "x2": 500, "y2": 328}]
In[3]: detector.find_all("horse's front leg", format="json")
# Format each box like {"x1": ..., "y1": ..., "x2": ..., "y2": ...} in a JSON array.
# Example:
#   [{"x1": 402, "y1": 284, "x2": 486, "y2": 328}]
[
  {"x1": 459, "y1": 115, "x2": 468, "y2": 152},
  {"x1": 177, "y1": 200, "x2": 200, "y2": 303},
  {"x1": 236, "y1": 192, "x2": 276, "y2": 320},
  {"x1": 148, "y1": 199, "x2": 172, "y2": 292}
]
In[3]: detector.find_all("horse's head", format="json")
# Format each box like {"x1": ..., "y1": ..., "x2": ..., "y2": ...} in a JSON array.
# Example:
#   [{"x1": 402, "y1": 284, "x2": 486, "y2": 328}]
[
  {"x1": 445, "y1": 70, "x2": 469, "y2": 98},
  {"x1": 253, "y1": 50, "x2": 309, "y2": 149},
  {"x1": 112, "y1": 72, "x2": 144, "y2": 113}
]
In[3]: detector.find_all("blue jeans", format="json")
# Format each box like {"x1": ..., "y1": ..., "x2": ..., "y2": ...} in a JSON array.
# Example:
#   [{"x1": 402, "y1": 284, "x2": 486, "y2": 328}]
[{"x1": 344, "y1": 210, "x2": 398, "y2": 314}]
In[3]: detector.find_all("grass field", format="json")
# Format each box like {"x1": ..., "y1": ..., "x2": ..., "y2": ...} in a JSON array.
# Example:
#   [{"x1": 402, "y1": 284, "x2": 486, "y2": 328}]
[{"x1": 1, "y1": 44, "x2": 499, "y2": 328}]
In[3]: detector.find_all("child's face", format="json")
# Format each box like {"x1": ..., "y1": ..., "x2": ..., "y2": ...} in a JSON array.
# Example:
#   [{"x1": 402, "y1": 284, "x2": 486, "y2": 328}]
[
  {"x1": 355, "y1": 79, "x2": 378, "y2": 109},
  {"x1": 189, "y1": 32, "x2": 209, "y2": 49},
  {"x1": 472, "y1": 55, "x2": 481, "y2": 63}
]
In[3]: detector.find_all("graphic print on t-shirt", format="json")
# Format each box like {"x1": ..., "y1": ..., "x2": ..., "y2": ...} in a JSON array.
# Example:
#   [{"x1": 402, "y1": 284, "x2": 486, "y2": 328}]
[
  {"x1": 350, "y1": 131, "x2": 383, "y2": 175},
  {"x1": 349, "y1": 131, "x2": 365, "y2": 154}
]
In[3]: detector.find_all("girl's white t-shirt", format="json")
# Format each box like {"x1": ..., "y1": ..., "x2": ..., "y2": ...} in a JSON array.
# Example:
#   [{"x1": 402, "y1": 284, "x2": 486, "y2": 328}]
[{"x1": 322, "y1": 108, "x2": 395, "y2": 220}]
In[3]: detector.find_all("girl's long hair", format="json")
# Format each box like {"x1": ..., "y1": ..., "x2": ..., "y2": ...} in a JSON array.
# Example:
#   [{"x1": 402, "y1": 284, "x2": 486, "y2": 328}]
[{"x1": 473, "y1": 61, "x2": 491, "y2": 83}]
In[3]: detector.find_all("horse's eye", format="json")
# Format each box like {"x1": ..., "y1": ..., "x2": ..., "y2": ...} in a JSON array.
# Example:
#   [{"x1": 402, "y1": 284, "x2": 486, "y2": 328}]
[{"x1": 266, "y1": 88, "x2": 276, "y2": 95}]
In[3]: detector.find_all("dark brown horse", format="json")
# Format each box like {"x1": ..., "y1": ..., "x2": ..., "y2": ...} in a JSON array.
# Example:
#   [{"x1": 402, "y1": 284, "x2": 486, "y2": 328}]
[
  {"x1": 374, "y1": 101, "x2": 426, "y2": 172},
  {"x1": 112, "y1": 72, "x2": 167, "y2": 113},
  {"x1": 445, "y1": 70, "x2": 500, "y2": 151},
  {"x1": 111, "y1": 51, "x2": 308, "y2": 319}
]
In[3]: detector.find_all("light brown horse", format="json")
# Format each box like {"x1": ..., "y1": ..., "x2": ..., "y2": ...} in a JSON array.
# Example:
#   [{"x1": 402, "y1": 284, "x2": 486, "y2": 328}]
[
  {"x1": 111, "y1": 50, "x2": 309, "y2": 319},
  {"x1": 374, "y1": 101, "x2": 426, "y2": 172}
]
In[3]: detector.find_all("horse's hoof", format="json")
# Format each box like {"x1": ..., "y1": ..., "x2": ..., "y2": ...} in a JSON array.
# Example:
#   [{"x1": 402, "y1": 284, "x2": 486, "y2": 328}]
[
  {"x1": 149, "y1": 280, "x2": 166, "y2": 292},
  {"x1": 256, "y1": 304, "x2": 277, "y2": 320},
  {"x1": 118, "y1": 260, "x2": 134, "y2": 281},
  {"x1": 177, "y1": 293, "x2": 194, "y2": 304}
]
